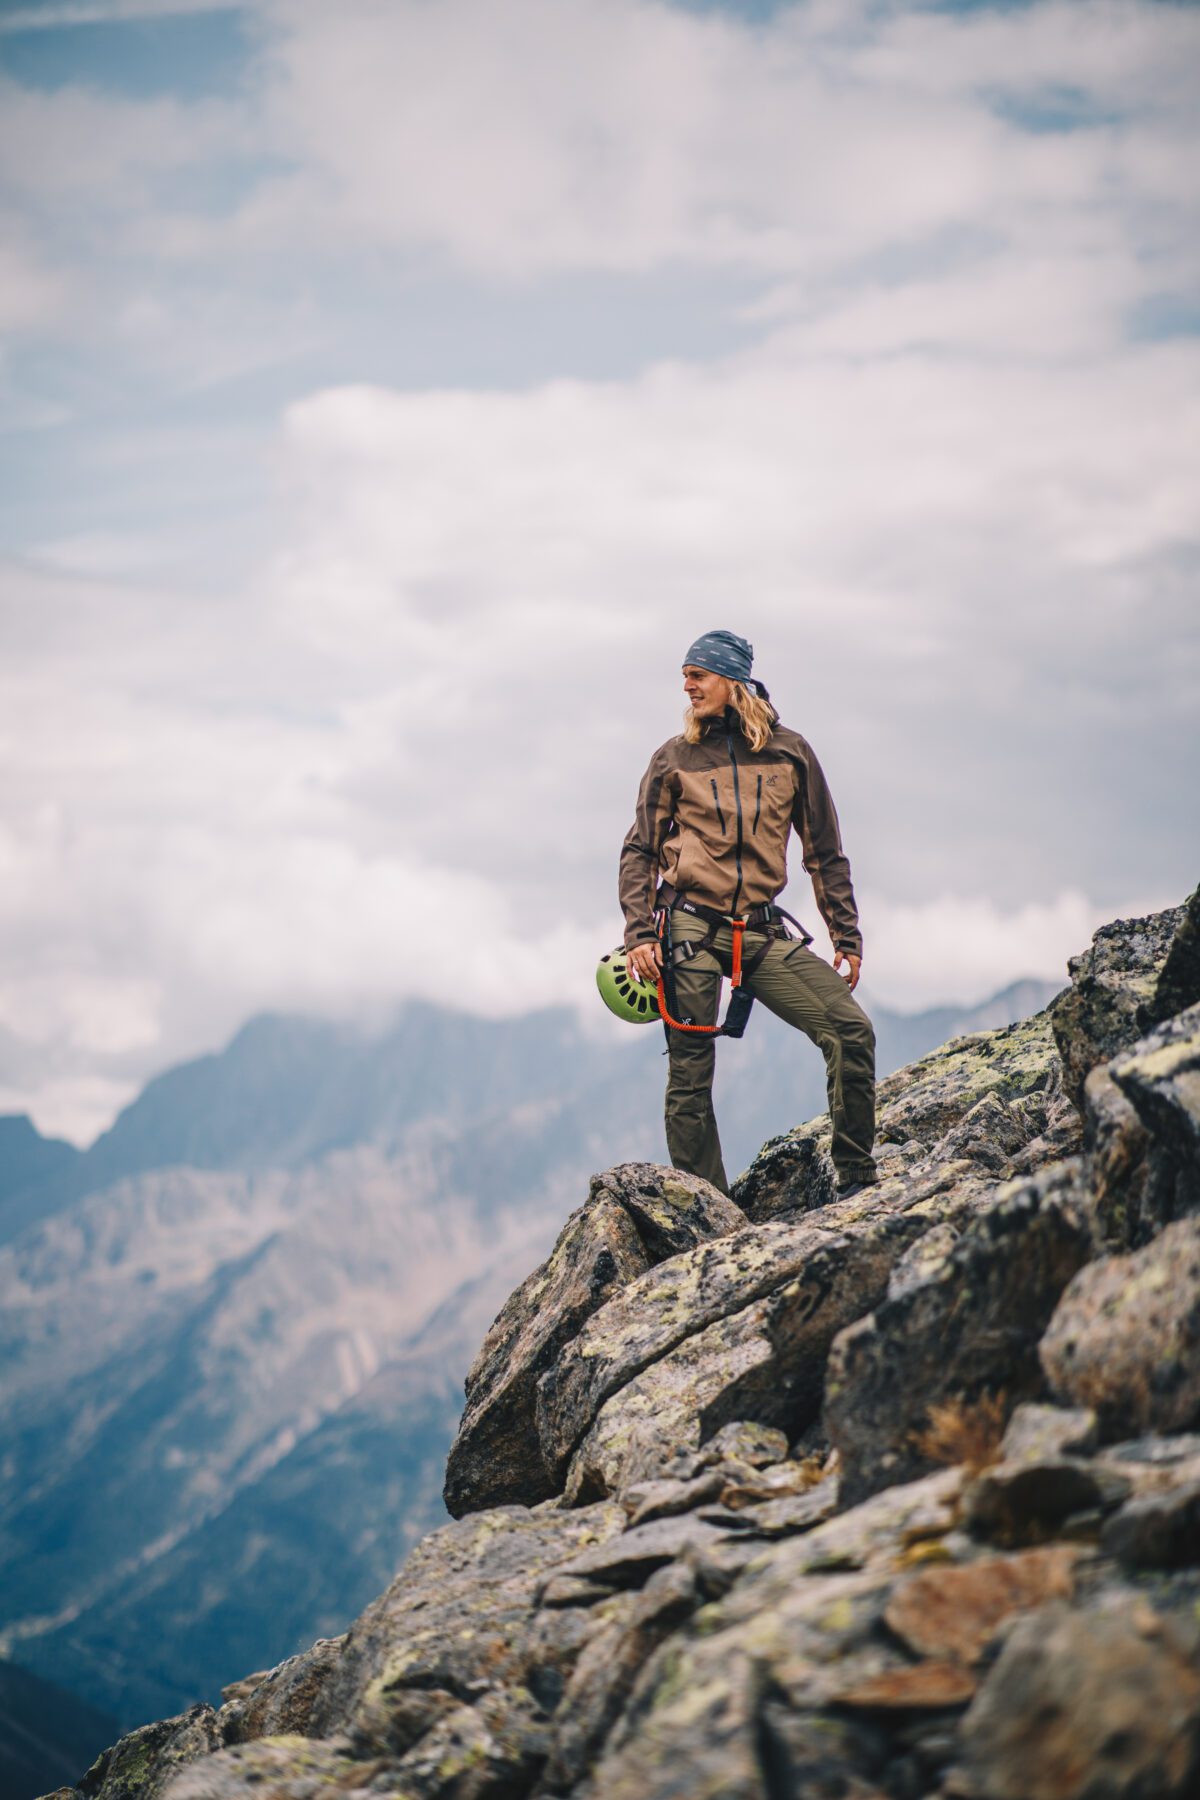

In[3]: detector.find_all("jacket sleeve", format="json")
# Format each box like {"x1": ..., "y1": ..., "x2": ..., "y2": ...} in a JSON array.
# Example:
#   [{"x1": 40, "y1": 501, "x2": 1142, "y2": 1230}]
[
  {"x1": 792, "y1": 739, "x2": 863, "y2": 958},
  {"x1": 619, "y1": 743, "x2": 676, "y2": 949}
]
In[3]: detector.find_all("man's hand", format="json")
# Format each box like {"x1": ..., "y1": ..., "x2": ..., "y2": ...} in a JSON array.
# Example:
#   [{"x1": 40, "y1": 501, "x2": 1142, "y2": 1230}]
[
  {"x1": 834, "y1": 949, "x2": 861, "y2": 991},
  {"x1": 628, "y1": 941, "x2": 663, "y2": 986}
]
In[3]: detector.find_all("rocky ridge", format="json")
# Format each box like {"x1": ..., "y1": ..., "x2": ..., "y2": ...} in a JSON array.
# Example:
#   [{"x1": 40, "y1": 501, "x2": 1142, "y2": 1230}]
[
  {"x1": 0, "y1": 984, "x2": 1061, "y2": 1734},
  {"x1": 46, "y1": 887, "x2": 1200, "y2": 1800}
]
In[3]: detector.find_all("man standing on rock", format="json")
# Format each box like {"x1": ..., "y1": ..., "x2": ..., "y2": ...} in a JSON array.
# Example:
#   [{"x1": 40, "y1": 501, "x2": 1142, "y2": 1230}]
[{"x1": 620, "y1": 629, "x2": 878, "y2": 1199}]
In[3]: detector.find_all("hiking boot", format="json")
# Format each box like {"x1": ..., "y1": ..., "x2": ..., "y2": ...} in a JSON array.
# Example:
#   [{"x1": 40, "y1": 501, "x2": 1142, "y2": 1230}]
[{"x1": 836, "y1": 1177, "x2": 878, "y2": 1200}]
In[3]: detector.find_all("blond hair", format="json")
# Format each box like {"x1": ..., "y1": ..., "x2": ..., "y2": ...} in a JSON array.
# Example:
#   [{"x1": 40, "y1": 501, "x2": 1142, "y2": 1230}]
[{"x1": 684, "y1": 681, "x2": 776, "y2": 753}]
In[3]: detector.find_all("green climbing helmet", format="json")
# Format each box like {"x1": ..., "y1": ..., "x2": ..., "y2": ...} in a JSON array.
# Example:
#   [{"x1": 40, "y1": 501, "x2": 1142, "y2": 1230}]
[{"x1": 596, "y1": 946, "x2": 661, "y2": 1025}]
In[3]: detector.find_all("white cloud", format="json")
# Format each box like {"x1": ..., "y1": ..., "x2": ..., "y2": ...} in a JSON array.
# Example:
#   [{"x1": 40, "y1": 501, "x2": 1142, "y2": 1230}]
[
  {"x1": 0, "y1": 217, "x2": 67, "y2": 332},
  {"x1": 0, "y1": 79, "x2": 255, "y2": 204},
  {"x1": 0, "y1": 966, "x2": 162, "y2": 1059},
  {"x1": 854, "y1": 0, "x2": 1199, "y2": 107},
  {"x1": 26, "y1": 531, "x2": 168, "y2": 576},
  {"x1": 7, "y1": 0, "x2": 1192, "y2": 326},
  {"x1": 0, "y1": 0, "x2": 1194, "y2": 426},
  {"x1": 231, "y1": 0, "x2": 1200, "y2": 302},
  {"x1": 0, "y1": 1073, "x2": 138, "y2": 1148},
  {"x1": 0, "y1": 3, "x2": 246, "y2": 29},
  {"x1": 855, "y1": 887, "x2": 1165, "y2": 1013}
]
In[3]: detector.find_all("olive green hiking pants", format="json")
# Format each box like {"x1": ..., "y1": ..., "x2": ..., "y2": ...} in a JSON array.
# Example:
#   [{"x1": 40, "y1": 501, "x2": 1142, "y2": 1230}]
[{"x1": 663, "y1": 915, "x2": 877, "y2": 1196}]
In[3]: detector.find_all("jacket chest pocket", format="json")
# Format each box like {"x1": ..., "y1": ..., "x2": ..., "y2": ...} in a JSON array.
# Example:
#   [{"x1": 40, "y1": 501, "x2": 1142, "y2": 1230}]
[
  {"x1": 709, "y1": 777, "x2": 727, "y2": 835},
  {"x1": 751, "y1": 765, "x2": 794, "y2": 840}
]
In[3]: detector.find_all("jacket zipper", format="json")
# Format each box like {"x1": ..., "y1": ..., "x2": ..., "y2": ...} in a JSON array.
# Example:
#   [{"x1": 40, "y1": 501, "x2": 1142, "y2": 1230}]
[
  {"x1": 752, "y1": 773, "x2": 762, "y2": 835},
  {"x1": 726, "y1": 724, "x2": 745, "y2": 914},
  {"x1": 710, "y1": 777, "x2": 726, "y2": 835}
]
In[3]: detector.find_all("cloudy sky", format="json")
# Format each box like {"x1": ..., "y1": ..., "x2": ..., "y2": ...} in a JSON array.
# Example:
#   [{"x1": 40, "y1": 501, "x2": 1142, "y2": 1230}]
[{"x1": 0, "y1": 0, "x2": 1197, "y2": 1143}]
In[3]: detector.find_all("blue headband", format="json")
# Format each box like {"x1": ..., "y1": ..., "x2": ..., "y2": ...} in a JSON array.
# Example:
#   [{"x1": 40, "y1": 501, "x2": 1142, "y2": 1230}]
[{"x1": 683, "y1": 629, "x2": 754, "y2": 686}]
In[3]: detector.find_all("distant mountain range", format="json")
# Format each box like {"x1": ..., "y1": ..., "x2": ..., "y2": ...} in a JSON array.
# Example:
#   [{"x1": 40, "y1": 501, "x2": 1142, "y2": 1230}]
[{"x1": 0, "y1": 977, "x2": 1061, "y2": 1780}]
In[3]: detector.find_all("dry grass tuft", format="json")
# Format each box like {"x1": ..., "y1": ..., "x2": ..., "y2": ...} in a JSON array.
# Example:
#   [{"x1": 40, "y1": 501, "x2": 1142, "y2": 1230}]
[{"x1": 913, "y1": 1391, "x2": 1009, "y2": 1476}]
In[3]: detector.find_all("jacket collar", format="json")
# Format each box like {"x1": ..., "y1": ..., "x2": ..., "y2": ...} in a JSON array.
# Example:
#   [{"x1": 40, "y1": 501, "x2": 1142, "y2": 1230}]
[{"x1": 699, "y1": 706, "x2": 743, "y2": 739}]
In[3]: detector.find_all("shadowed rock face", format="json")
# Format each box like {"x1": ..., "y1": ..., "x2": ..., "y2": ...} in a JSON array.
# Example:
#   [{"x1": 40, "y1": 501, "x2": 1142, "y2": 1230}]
[
  {"x1": 1111, "y1": 1001, "x2": 1200, "y2": 1223},
  {"x1": 1151, "y1": 884, "x2": 1200, "y2": 1030},
  {"x1": 44, "y1": 895, "x2": 1200, "y2": 1800},
  {"x1": 1084, "y1": 1061, "x2": 1154, "y2": 1246},
  {"x1": 1040, "y1": 1213, "x2": 1200, "y2": 1439},
  {"x1": 1050, "y1": 885, "x2": 1200, "y2": 1110},
  {"x1": 442, "y1": 1164, "x2": 744, "y2": 1516},
  {"x1": 824, "y1": 1162, "x2": 1097, "y2": 1507}
]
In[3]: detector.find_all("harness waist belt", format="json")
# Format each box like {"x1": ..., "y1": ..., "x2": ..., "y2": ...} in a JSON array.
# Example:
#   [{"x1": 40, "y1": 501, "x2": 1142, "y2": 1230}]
[{"x1": 656, "y1": 885, "x2": 814, "y2": 946}]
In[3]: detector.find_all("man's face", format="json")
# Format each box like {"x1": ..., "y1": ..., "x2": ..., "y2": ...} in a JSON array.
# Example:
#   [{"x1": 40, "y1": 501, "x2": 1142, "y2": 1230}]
[{"x1": 683, "y1": 664, "x2": 733, "y2": 719}]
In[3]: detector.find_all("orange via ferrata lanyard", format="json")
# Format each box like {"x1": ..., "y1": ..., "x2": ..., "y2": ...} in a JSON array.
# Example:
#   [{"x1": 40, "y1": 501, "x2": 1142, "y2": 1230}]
[{"x1": 655, "y1": 916, "x2": 746, "y2": 1035}]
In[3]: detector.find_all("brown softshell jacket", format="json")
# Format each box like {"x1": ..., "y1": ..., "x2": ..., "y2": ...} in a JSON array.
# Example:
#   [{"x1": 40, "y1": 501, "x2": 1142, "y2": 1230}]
[{"x1": 619, "y1": 711, "x2": 863, "y2": 957}]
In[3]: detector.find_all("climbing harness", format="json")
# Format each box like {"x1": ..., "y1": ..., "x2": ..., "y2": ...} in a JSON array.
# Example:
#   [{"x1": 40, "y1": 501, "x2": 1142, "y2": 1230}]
[{"x1": 652, "y1": 888, "x2": 813, "y2": 1041}]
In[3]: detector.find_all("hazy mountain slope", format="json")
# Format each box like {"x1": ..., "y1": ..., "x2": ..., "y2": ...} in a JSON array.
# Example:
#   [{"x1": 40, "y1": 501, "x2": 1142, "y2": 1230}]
[
  {"x1": 0, "y1": 1006, "x2": 628, "y2": 1246},
  {"x1": 14, "y1": 1255, "x2": 538, "y2": 1732},
  {"x1": 0, "y1": 1139, "x2": 592, "y2": 1644},
  {"x1": 0, "y1": 1117, "x2": 78, "y2": 1243}
]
